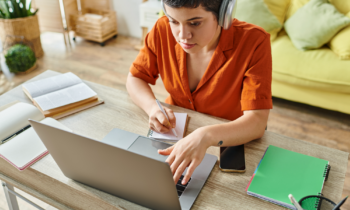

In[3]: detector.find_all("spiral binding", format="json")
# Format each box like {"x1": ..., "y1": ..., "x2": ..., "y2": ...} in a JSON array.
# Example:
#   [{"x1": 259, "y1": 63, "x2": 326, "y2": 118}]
[
  {"x1": 314, "y1": 164, "x2": 330, "y2": 209},
  {"x1": 323, "y1": 164, "x2": 331, "y2": 181},
  {"x1": 147, "y1": 129, "x2": 154, "y2": 137},
  {"x1": 314, "y1": 193, "x2": 323, "y2": 209}
]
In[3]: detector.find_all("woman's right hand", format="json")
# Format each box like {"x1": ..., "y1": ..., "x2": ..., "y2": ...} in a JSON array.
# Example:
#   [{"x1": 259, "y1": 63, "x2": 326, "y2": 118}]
[{"x1": 148, "y1": 103, "x2": 176, "y2": 133}]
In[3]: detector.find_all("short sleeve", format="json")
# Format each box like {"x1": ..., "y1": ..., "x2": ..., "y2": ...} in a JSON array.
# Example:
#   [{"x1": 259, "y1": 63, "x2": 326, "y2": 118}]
[
  {"x1": 129, "y1": 23, "x2": 160, "y2": 85},
  {"x1": 240, "y1": 33, "x2": 273, "y2": 111}
]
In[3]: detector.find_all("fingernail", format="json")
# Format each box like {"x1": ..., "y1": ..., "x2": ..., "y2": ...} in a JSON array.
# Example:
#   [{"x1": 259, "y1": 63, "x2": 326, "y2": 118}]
[
  {"x1": 182, "y1": 179, "x2": 186, "y2": 185},
  {"x1": 172, "y1": 123, "x2": 176, "y2": 128}
]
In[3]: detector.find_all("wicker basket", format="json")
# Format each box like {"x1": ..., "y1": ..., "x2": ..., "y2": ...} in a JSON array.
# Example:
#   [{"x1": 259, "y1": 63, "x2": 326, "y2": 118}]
[
  {"x1": 71, "y1": 8, "x2": 118, "y2": 46},
  {"x1": 0, "y1": 15, "x2": 44, "y2": 58}
]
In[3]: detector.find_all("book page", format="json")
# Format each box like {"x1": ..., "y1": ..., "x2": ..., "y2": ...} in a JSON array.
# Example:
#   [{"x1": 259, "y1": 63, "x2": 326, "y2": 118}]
[
  {"x1": 34, "y1": 83, "x2": 97, "y2": 111},
  {"x1": 0, "y1": 118, "x2": 72, "y2": 169},
  {"x1": 22, "y1": 72, "x2": 82, "y2": 98},
  {"x1": 149, "y1": 113, "x2": 188, "y2": 141},
  {"x1": 0, "y1": 102, "x2": 44, "y2": 141}
]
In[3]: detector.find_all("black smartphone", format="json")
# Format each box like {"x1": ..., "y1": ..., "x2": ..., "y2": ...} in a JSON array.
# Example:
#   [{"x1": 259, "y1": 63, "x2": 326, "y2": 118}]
[{"x1": 219, "y1": 144, "x2": 246, "y2": 172}]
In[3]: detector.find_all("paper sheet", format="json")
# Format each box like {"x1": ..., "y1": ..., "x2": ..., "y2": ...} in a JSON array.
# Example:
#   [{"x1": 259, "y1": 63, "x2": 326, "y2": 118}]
[
  {"x1": 0, "y1": 102, "x2": 44, "y2": 141},
  {"x1": 22, "y1": 72, "x2": 82, "y2": 98},
  {"x1": 0, "y1": 118, "x2": 72, "y2": 169},
  {"x1": 149, "y1": 113, "x2": 188, "y2": 141},
  {"x1": 34, "y1": 83, "x2": 97, "y2": 111}
]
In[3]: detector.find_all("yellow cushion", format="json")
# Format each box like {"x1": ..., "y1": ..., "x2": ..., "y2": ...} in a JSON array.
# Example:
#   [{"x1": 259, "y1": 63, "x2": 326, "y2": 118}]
[
  {"x1": 272, "y1": 35, "x2": 350, "y2": 93},
  {"x1": 263, "y1": 0, "x2": 291, "y2": 40},
  {"x1": 329, "y1": 0, "x2": 350, "y2": 14},
  {"x1": 264, "y1": 0, "x2": 291, "y2": 23},
  {"x1": 286, "y1": 0, "x2": 310, "y2": 20},
  {"x1": 329, "y1": 12, "x2": 350, "y2": 60},
  {"x1": 286, "y1": 0, "x2": 350, "y2": 19},
  {"x1": 159, "y1": 9, "x2": 165, "y2": 18}
]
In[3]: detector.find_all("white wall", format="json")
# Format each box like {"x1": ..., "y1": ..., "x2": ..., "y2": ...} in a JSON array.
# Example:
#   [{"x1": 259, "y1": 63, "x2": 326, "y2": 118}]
[{"x1": 112, "y1": 0, "x2": 143, "y2": 38}]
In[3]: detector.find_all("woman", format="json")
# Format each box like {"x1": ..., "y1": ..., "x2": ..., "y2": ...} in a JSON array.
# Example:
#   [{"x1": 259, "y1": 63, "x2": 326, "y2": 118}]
[{"x1": 126, "y1": 0, "x2": 272, "y2": 186}]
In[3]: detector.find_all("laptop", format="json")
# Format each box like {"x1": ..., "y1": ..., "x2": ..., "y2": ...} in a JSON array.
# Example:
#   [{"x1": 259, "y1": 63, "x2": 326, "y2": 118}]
[{"x1": 29, "y1": 120, "x2": 217, "y2": 210}]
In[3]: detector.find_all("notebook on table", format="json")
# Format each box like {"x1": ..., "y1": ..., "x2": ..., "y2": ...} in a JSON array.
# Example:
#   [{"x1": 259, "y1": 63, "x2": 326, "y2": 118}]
[
  {"x1": 147, "y1": 112, "x2": 189, "y2": 141},
  {"x1": 246, "y1": 145, "x2": 330, "y2": 210},
  {"x1": 22, "y1": 72, "x2": 104, "y2": 118},
  {"x1": 0, "y1": 102, "x2": 71, "y2": 170}
]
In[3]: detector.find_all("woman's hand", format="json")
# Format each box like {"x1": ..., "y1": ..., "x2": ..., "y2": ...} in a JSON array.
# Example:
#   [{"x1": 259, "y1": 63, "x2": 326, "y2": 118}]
[
  {"x1": 158, "y1": 128, "x2": 211, "y2": 185},
  {"x1": 148, "y1": 103, "x2": 176, "y2": 134}
]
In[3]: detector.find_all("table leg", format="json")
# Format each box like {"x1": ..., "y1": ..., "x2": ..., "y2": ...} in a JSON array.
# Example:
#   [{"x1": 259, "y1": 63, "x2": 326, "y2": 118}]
[
  {"x1": 2, "y1": 181, "x2": 45, "y2": 210},
  {"x1": 2, "y1": 181, "x2": 20, "y2": 210}
]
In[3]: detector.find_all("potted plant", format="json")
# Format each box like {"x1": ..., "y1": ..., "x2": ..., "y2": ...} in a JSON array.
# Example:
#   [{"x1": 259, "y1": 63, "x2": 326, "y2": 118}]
[
  {"x1": 0, "y1": 0, "x2": 43, "y2": 58},
  {"x1": 5, "y1": 44, "x2": 36, "y2": 74}
]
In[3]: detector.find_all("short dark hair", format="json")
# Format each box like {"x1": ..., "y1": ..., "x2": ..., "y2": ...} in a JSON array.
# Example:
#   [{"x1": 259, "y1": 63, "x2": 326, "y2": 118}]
[{"x1": 163, "y1": 0, "x2": 223, "y2": 21}]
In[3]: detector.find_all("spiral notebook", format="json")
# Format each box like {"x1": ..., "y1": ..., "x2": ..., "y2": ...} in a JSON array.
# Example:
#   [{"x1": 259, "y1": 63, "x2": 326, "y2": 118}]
[
  {"x1": 147, "y1": 112, "x2": 189, "y2": 141},
  {"x1": 246, "y1": 145, "x2": 330, "y2": 210}
]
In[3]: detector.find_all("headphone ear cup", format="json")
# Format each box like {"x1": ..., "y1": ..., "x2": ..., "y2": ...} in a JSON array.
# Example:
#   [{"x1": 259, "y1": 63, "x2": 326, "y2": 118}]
[
  {"x1": 219, "y1": 0, "x2": 229, "y2": 27},
  {"x1": 161, "y1": 0, "x2": 167, "y2": 16},
  {"x1": 220, "y1": 0, "x2": 237, "y2": 30}
]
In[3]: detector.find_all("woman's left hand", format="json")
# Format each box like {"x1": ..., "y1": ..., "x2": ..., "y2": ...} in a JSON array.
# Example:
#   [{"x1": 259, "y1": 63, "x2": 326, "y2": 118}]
[{"x1": 158, "y1": 128, "x2": 211, "y2": 185}]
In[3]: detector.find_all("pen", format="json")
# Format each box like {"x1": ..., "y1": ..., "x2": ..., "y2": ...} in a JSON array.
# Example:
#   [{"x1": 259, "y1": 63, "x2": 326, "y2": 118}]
[
  {"x1": 1, "y1": 125, "x2": 31, "y2": 144},
  {"x1": 155, "y1": 99, "x2": 178, "y2": 137},
  {"x1": 288, "y1": 194, "x2": 303, "y2": 210},
  {"x1": 332, "y1": 196, "x2": 348, "y2": 210}
]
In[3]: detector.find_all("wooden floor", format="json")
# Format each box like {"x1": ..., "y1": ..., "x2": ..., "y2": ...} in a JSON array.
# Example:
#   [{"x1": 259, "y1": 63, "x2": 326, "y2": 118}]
[{"x1": 0, "y1": 32, "x2": 349, "y2": 209}]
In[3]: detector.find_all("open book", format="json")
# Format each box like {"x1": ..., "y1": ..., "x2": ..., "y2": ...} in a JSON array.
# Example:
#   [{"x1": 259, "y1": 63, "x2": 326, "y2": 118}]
[
  {"x1": 22, "y1": 72, "x2": 104, "y2": 118},
  {"x1": 147, "y1": 113, "x2": 189, "y2": 141},
  {"x1": 0, "y1": 102, "x2": 71, "y2": 170}
]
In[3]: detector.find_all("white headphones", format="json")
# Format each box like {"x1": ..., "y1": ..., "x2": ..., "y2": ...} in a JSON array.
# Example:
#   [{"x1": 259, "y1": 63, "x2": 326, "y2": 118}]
[{"x1": 161, "y1": 0, "x2": 237, "y2": 30}]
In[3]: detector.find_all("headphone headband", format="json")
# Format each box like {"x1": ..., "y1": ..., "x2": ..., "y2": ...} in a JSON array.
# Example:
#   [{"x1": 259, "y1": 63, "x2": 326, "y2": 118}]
[{"x1": 161, "y1": 0, "x2": 237, "y2": 30}]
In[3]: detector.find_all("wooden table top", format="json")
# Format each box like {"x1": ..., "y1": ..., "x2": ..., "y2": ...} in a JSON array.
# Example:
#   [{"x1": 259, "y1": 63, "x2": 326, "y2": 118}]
[{"x1": 0, "y1": 70, "x2": 348, "y2": 210}]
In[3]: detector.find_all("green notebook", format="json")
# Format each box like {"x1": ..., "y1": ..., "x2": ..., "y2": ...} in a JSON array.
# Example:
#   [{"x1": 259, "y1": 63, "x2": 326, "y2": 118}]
[{"x1": 246, "y1": 145, "x2": 330, "y2": 209}]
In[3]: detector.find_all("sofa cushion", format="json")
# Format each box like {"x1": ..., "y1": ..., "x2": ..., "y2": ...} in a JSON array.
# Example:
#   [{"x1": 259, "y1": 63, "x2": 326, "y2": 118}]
[
  {"x1": 329, "y1": 0, "x2": 350, "y2": 14},
  {"x1": 263, "y1": 0, "x2": 291, "y2": 41},
  {"x1": 235, "y1": 0, "x2": 282, "y2": 34},
  {"x1": 286, "y1": 0, "x2": 309, "y2": 20},
  {"x1": 286, "y1": 0, "x2": 350, "y2": 21},
  {"x1": 272, "y1": 35, "x2": 350, "y2": 93},
  {"x1": 284, "y1": 0, "x2": 350, "y2": 51},
  {"x1": 329, "y1": 12, "x2": 350, "y2": 60}
]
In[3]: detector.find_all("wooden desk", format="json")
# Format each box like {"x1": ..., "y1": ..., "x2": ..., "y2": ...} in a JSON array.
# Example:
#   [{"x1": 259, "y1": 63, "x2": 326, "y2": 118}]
[{"x1": 0, "y1": 70, "x2": 348, "y2": 210}]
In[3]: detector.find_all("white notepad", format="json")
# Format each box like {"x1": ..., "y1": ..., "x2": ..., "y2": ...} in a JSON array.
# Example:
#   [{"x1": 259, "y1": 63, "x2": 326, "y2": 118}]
[{"x1": 148, "y1": 113, "x2": 188, "y2": 141}]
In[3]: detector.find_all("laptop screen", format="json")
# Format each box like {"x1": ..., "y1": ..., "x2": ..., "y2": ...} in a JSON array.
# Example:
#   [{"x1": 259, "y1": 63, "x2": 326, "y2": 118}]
[{"x1": 128, "y1": 137, "x2": 171, "y2": 162}]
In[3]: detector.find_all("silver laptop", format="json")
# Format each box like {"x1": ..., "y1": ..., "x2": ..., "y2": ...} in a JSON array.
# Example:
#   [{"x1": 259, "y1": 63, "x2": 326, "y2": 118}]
[{"x1": 29, "y1": 120, "x2": 217, "y2": 210}]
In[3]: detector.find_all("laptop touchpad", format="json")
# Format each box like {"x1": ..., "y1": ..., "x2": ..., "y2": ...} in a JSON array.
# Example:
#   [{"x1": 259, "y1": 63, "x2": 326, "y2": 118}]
[{"x1": 128, "y1": 137, "x2": 171, "y2": 162}]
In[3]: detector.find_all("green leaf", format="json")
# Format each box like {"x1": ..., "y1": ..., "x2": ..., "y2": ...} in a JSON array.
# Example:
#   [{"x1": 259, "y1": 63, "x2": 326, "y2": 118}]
[
  {"x1": 10, "y1": 0, "x2": 22, "y2": 17},
  {"x1": 31, "y1": 7, "x2": 37, "y2": 15},
  {"x1": 19, "y1": 0, "x2": 27, "y2": 17},
  {"x1": 27, "y1": 0, "x2": 31, "y2": 15},
  {"x1": 0, "y1": 8, "x2": 4, "y2": 18},
  {"x1": 0, "y1": 1, "x2": 11, "y2": 18}
]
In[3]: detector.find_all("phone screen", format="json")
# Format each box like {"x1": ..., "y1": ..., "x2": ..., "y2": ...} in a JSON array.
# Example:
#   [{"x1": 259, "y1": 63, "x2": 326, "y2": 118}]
[{"x1": 219, "y1": 145, "x2": 246, "y2": 172}]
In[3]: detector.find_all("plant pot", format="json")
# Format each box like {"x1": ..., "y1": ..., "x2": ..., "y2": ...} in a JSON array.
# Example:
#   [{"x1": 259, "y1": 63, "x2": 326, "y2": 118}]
[{"x1": 0, "y1": 15, "x2": 44, "y2": 58}]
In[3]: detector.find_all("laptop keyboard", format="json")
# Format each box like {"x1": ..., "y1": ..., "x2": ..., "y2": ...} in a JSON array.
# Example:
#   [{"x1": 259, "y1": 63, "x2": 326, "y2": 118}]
[{"x1": 176, "y1": 175, "x2": 192, "y2": 197}]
